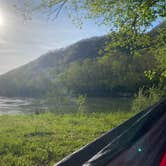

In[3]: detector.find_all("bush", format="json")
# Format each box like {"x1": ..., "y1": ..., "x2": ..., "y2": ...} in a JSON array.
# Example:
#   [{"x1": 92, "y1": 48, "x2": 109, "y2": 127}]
[{"x1": 132, "y1": 86, "x2": 161, "y2": 112}]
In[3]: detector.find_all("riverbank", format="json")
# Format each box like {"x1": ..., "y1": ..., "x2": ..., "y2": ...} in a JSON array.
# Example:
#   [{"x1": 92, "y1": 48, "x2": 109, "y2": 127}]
[{"x1": 0, "y1": 111, "x2": 137, "y2": 165}]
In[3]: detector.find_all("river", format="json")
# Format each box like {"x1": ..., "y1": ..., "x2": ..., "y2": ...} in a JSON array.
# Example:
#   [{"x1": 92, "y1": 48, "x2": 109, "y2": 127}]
[
  {"x1": 0, "y1": 97, "x2": 41, "y2": 115},
  {"x1": 0, "y1": 96, "x2": 133, "y2": 115}
]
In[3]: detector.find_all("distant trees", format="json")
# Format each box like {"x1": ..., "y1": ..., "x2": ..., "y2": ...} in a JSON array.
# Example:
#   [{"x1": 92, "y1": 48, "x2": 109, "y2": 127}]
[
  {"x1": 0, "y1": 70, "x2": 52, "y2": 97},
  {"x1": 60, "y1": 53, "x2": 156, "y2": 96}
]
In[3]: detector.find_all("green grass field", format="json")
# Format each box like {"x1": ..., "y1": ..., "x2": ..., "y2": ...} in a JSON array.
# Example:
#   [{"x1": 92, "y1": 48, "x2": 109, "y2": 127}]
[{"x1": 0, "y1": 112, "x2": 137, "y2": 166}]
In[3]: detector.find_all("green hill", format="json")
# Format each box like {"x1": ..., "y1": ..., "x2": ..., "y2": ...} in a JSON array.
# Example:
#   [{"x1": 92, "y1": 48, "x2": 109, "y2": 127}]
[{"x1": 0, "y1": 22, "x2": 165, "y2": 97}]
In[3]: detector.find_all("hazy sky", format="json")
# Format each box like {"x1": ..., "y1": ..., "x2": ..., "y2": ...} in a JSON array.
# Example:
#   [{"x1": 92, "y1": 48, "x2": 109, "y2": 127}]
[
  {"x1": 0, "y1": 0, "x2": 163, "y2": 75},
  {"x1": 0, "y1": 0, "x2": 108, "y2": 74}
]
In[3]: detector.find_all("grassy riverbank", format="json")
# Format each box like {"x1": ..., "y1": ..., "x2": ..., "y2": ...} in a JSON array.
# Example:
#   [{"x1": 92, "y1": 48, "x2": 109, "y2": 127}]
[{"x1": 0, "y1": 112, "x2": 137, "y2": 166}]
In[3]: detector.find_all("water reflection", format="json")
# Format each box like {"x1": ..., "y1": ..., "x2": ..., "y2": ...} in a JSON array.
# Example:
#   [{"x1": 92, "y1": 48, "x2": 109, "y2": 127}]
[{"x1": 0, "y1": 97, "x2": 44, "y2": 115}]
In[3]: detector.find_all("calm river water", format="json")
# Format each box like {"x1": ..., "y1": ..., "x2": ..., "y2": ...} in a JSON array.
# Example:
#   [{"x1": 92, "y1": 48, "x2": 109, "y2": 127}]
[
  {"x1": 0, "y1": 97, "x2": 42, "y2": 115},
  {"x1": 0, "y1": 96, "x2": 132, "y2": 115}
]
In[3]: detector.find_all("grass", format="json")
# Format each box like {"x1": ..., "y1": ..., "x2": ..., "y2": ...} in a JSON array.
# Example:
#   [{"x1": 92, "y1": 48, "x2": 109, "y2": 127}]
[{"x1": 0, "y1": 111, "x2": 137, "y2": 166}]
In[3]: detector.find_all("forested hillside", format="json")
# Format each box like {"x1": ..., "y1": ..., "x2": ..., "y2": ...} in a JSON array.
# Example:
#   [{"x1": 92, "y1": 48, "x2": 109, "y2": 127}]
[
  {"x1": 0, "y1": 22, "x2": 164, "y2": 97},
  {"x1": 0, "y1": 36, "x2": 107, "y2": 97}
]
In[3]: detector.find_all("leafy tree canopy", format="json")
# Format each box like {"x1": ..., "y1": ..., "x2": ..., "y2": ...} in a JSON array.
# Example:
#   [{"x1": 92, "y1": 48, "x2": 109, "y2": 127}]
[
  {"x1": 32, "y1": 0, "x2": 165, "y2": 56},
  {"x1": 36, "y1": 0, "x2": 166, "y2": 33}
]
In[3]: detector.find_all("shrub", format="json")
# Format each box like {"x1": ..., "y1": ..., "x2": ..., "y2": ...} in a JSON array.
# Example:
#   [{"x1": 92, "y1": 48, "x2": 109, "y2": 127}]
[{"x1": 132, "y1": 86, "x2": 161, "y2": 112}]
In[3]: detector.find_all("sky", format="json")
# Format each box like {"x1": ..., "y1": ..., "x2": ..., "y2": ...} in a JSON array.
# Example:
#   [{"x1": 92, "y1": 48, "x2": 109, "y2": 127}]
[
  {"x1": 0, "y1": 0, "x2": 108, "y2": 75},
  {"x1": 0, "y1": 0, "x2": 164, "y2": 75}
]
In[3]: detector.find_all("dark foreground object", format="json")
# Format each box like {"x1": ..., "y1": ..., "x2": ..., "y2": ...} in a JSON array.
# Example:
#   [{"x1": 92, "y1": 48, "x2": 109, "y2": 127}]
[{"x1": 55, "y1": 99, "x2": 166, "y2": 166}]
